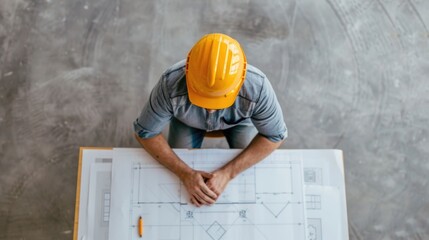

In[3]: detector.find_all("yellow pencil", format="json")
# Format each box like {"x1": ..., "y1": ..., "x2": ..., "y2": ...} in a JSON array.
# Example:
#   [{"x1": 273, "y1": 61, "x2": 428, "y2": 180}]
[{"x1": 138, "y1": 216, "x2": 144, "y2": 237}]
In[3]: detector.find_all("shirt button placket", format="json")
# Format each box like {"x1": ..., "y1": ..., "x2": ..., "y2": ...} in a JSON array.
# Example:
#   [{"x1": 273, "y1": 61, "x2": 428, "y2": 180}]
[{"x1": 207, "y1": 111, "x2": 214, "y2": 131}]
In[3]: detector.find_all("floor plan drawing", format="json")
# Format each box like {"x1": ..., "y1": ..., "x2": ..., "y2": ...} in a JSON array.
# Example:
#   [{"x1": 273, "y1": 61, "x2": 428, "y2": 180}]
[
  {"x1": 304, "y1": 168, "x2": 323, "y2": 185},
  {"x1": 75, "y1": 148, "x2": 113, "y2": 240},
  {"x1": 76, "y1": 148, "x2": 348, "y2": 240},
  {"x1": 306, "y1": 194, "x2": 322, "y2": 210},
  {"x1": 109, "y1": 149, "x2": 307, "y2": 240},
  {"x1": 87, "y1": 161, "x2": 112, "y2": 240},
  {"x1": 301, "y1": 150, "x2": 349, "y2": 240},
  {"x1": 307, "y1": 218, "x2": 322, "y2": 240}
]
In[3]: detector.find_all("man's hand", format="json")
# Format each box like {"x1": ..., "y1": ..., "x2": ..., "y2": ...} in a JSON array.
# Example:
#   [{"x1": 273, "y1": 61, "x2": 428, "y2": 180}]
[
  {"x1": 180, "y1": 170, "x2": 218, "y2": 207},
  {"x1": 205, "y1": 169, "x2": 232, "y2": 199}
]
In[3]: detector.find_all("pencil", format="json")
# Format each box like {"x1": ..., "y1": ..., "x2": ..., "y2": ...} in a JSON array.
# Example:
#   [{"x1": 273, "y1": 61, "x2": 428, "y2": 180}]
[{"x1": 138, "y1": 216, "x2": 144, "y2": 237}]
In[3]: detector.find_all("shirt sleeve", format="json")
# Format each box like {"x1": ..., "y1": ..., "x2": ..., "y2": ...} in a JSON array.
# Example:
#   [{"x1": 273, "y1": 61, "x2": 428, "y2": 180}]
[
  {"x1": 251, "y1": 77, "x2": 288, "y2": 142},
  {"x1": 133, "y1": 75, "x2": 173, "y2": 139}
]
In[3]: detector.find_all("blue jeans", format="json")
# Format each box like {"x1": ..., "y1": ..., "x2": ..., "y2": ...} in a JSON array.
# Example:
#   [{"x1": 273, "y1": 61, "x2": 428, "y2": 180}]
[{"x1": 168, "y1": 118, "x2": 258, "y2": 149}]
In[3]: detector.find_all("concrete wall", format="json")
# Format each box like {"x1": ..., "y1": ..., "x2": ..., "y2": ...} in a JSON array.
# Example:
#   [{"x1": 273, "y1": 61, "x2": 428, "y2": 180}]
[{"x1": 1, "y1": 0, "x2": 428, "y2": 239}]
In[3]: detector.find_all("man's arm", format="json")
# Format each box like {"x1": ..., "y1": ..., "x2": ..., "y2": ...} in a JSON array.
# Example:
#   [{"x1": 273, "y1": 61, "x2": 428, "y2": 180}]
[
  {"x1": 205, "y1": 74, "x2": 287, "y2": 197},
  {"x1": 134, "y1": 133, "x2": 218, "y2": 206},
  {"x1": 205, "y1": 134, "x2": 283, "y2": 196}
]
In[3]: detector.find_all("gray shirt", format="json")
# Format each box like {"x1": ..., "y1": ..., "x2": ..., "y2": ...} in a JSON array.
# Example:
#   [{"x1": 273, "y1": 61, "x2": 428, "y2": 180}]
[{"x1": 134, "y1": 60, "x2": 287, "y2": 142}]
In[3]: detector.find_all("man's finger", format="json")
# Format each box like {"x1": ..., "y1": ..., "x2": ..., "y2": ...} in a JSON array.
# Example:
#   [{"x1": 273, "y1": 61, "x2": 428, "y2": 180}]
[
  {"x1": 193, "y1": 193, "x2": 202, "y2": 203},
  {"x1": 199, "y1": 171, "x2": 214, "y2": 179},
  {"x1": 201, "y1": 183, "x2": 218, "y2": 200},
  {"x1": 196, "y1": 189, "x2": 215, "y2": 204},
  {"x1": 194, "y1": 189, "x2": 214, "y2": 205},
  {"x1": 191, "y1": 197, "x2": 201, "y2": 207},
  {"x1": 192, "y1": 196, "x2": 202, "y2": 207}
]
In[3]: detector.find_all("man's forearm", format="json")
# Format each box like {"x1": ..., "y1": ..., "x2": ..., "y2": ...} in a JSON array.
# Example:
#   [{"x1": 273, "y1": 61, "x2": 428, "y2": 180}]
[
  {"x1": 134, "y1": 133, "x2": 193, "y2": 179},
  {"x1": 135, "y1": 133, "x2": 218, "y2": 205},
  {"x1": 220, "y1": 134, "x2": 283, "y2": 179}
]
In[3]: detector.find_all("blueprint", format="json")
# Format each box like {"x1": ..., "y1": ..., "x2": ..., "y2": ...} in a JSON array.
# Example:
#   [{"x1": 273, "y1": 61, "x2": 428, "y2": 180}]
[
  {"x1": 76, "y1": 148, "x2": 113, "y2": 240},
  {"x1": 301, "y1": 150, "x2": 349, "y2": 240},
  {"x1": 108, "y1": 149, "x2": 307, "y2": 240},
  {"x1": 75, "y1": 148, "x2": 349, "y2": 240}
]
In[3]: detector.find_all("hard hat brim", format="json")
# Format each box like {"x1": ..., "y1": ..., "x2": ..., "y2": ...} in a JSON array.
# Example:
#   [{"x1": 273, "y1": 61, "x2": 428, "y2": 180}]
[{"x1": 187, "y1": 84, "x2": 239, "y2": 110}]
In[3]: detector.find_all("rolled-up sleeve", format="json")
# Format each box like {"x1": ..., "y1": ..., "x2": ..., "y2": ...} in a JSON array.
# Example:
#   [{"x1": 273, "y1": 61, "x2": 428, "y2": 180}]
[
  {"x1": 251, "y1": 77, "x2": 288, "y2": 142},
  {"x1": 133, "y1": 75, "x2": 173, "y2": 139}
]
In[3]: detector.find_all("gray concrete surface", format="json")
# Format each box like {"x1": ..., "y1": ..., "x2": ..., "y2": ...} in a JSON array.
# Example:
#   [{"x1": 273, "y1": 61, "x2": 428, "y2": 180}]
[{"x1": 1, "y1": 0, "x2": 428, "y2": 239}]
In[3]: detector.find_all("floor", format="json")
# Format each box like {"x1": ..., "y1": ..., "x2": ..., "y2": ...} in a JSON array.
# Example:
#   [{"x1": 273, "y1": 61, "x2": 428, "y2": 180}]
[{"x1": 0, "y1": 0, "x2": 428, "y2": 239}]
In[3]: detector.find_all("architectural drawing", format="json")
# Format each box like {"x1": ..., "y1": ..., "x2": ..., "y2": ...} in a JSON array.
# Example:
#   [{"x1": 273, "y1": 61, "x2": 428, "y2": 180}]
[
  {"x1": 76, "y1": 149, "x2": 113, "y2": 240},
  {"x1": 307, "y1": 218, "x2": 322, "y2": 240},
  {"x1": 306, "y1": 194, "x2": 322, "y2": 210},
  {"x1": 304, "y1": 168, "x2": 323, "y2": 185},
  {"x1": 302, "y1": 150, "x2": 349, "y2": 240},
  {"x1": 77, "y1": 149, "x2": 348, "y2": 240},
  {"x1": 109, "y1": 149, "x2": 307, "y2": 240},
  {"x1": 87, "y1": 160, "x2": 112, "y2": 240}
]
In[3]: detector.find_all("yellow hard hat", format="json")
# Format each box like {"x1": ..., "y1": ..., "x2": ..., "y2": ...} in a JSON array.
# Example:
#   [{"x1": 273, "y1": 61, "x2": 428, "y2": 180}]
[{"x1": 186, "y1": 33, "x2": 247, "y2": 109}]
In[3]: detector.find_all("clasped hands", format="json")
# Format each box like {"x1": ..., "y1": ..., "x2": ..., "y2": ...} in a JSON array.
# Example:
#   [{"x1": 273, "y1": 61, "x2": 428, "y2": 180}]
[{"x1": 180, "y1": 169, "x2": 231, "y2": 207}]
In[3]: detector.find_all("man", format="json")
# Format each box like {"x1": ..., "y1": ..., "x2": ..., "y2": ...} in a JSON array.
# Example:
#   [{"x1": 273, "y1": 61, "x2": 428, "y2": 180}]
[{"x1": 134, "y1": 33, "x2": 287, "y2": 207}]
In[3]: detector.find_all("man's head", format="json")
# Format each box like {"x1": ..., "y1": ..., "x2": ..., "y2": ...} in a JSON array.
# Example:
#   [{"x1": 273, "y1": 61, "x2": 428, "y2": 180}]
[{"x1": 186, "y1": 33, "x2": 247, "y2": 110}]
